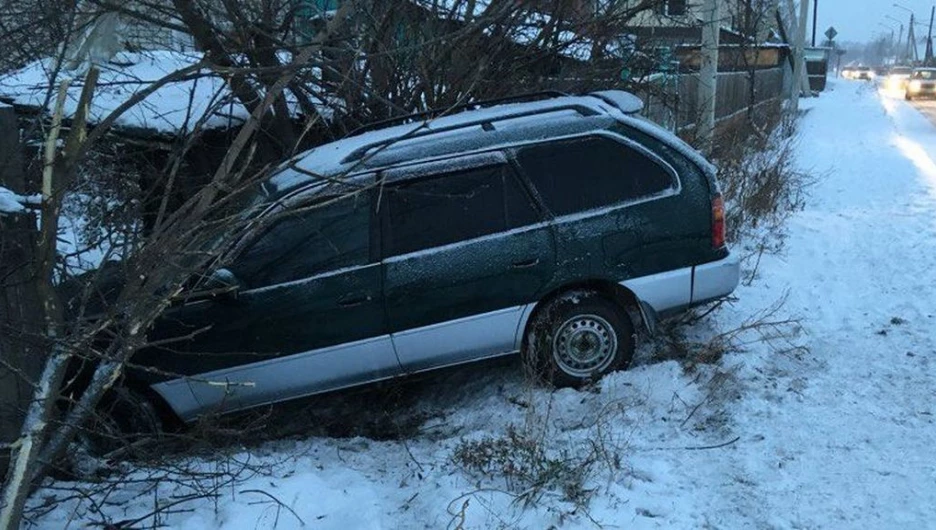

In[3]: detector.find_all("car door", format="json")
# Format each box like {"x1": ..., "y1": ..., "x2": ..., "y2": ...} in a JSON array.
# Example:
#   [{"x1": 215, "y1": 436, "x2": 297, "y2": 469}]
[
  {"x1": 378, "y1": 152, "x2": 556, "y2": 373},
  {"x1": 146, "y1": 185, "x2": 401, "y2": 419}
]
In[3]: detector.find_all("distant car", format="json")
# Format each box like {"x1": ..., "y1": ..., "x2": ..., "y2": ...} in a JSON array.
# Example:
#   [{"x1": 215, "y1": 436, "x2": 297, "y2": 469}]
[
  {"x1": 887, "y1": 66, "x2": 914, "y2": 90},
  {"x1": 63, "y1": 90, "x2": 740, "y2": 428},
  {"x1": 906, "y1": 68, "x2": 936, "y2": 100},
  {"x1": 841, "y1": 66, "x2": 855, "y2": 79},
  {"x1": 853, "y1": 66, "x2": 874, "y2": 81}
]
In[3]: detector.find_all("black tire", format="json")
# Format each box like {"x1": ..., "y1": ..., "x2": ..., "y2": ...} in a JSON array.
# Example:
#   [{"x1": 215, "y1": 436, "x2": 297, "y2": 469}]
[
  {"x1": 525, "y1": 291, "x2": 635, "y2": 387},
  {"x1": 906, "y1": 94, "x2": 913, "y2": 101}
]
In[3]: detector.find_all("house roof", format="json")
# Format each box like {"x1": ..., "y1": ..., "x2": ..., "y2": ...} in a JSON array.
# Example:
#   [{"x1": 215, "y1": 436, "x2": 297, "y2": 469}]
[
  {"x1": 625, "y1": 26, "x2": 749, "y2": 46},
  {"x1": 0, "y1": 50, "x2": 329, "y2": 136}
]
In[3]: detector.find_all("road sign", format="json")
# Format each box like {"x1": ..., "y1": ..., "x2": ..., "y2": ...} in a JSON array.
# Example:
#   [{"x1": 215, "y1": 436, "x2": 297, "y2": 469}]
[{"x1": 825, "y1": 27, "x2": 838, "y2": 41}]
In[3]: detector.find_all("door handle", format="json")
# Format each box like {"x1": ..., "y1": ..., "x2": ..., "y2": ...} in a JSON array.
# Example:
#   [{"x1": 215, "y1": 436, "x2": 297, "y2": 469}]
[
  {"x1": 510, "y1": 258, "x2": 540, "y2": 269},
  {"x1": 338, "y1": 295, "x2": 371, "y2": 308}
]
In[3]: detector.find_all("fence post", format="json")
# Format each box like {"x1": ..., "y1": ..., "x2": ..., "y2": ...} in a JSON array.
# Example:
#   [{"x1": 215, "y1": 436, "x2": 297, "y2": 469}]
[
  {"x1": 698, "y1": 0, "x2": 720, "y2": 154},
  {"x1": 790, "y1": 0, "x2": 810, "y2": 112}
]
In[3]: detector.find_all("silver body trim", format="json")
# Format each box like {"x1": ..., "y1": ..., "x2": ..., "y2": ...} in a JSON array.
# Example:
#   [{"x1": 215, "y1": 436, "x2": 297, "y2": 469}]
[
  {"x1": 691, "y1": 253, "x2": 741, "y2": 304},
  {"x1": 152, "y1": 336, "x2": 400, "y2": 422},
  {"x1": 622, "y1": 267, "x2": 693, "y2": 313},
  {"x1": 152, "y1": 256, "x2": 739, "y2": 423},
  {"x1": 392, "y1": 306, "x2": 525, "y2": 372}
]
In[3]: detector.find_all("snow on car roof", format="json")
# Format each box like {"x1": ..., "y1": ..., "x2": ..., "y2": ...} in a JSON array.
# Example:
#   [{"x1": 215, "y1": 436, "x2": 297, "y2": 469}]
[
  {"x1": 267, "y1": 95, "x2": 610, "y2": 184},
  {"x1": 264, "y1": 90, "x2": 713, "y2": 196}
]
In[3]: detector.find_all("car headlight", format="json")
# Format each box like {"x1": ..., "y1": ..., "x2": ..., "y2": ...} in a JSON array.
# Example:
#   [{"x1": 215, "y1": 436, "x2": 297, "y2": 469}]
[{"x1": 910, "y1": 80, "x2": 922, "y2": 91}]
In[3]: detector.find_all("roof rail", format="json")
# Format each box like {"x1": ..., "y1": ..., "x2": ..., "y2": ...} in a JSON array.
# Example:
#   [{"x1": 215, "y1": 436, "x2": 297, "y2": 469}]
[
  {"x1": 346, "y1": 91, "x2": 570, "y2": 138},
  {"x1": 340, "y1": 103, "x2": 600, "y2": 164}
]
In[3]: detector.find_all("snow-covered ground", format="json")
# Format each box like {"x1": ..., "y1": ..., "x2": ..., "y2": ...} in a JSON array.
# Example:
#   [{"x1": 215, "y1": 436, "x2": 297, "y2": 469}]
[{"x1": 28, "y1": 79, "x2": 936, "y2": 529}]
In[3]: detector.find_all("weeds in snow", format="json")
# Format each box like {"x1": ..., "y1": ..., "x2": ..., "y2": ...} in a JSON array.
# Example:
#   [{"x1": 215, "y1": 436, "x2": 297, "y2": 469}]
[
  {"x1": 714, "y1": 109, "x2": 816, "y2": 266},
  {"x1": 654, "y1": 292, "x2": 808, "y2": 372},
  {"x1": 451, "y1": 425, "x2": 597, "y2": 509}
]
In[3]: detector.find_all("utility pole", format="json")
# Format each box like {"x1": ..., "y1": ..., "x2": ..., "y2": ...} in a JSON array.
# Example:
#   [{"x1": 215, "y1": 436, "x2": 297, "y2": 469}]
[
  {"x1": 907, "y1": 13, "x2": 917, "y2": 63},
  {"x1": 698, "y1": 0, "x2": 720, "y2": 154},
  {"x1": 926, "y1": 6, "x2": 935, "y2": 65},
  {"x1": 791, "y1": 0, "x2": 810, "y2": 113},
  {"x1": 899, "y1": 24, "x2": 905, "y2": 62},
  {"x1": 812, "y1": 0, "x2": 818, "y2": 46}
]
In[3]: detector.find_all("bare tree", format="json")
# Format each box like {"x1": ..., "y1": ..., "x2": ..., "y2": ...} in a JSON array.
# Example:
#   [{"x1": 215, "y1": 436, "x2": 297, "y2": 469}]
[{"x1": 0, "y1": 1, "x2": 675, "y2": 528}]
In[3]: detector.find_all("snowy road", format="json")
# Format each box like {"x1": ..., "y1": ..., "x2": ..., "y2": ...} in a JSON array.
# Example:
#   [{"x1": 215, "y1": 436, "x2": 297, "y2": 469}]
[
  {"x1": 30, "y1": 80, "x2": 936, "y2": 530},
  {"x1": 910, "y1": 98, "x2": 936, "y2": 128},
  {"x1": 694, "y1": 79, "x2": 936, "y2": 528}
]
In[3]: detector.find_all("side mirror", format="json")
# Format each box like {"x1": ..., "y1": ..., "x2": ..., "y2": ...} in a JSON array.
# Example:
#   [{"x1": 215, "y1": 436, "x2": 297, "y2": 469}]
[
  {"x1": 202, "y1": 268, "x2": 242, "y2": 301},
  {"x1": 175, "y1": 268, "x2": 242, "y2": 305},
  {"x1": 205, "y1": 268, "x2": 242, "y2": 291}
]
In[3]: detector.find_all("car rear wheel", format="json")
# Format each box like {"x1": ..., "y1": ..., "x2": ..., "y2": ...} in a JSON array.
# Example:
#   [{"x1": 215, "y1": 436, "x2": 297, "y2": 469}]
[{"x1": 525, "y1": 291, "x2": 635, "y2": 387}]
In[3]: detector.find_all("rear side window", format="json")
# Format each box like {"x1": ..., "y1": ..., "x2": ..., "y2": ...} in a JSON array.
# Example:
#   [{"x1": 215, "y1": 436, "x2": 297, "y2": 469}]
[
  {"x1": 515, "y1": 136, "x2": 675, "y2": 216},
  {"x1": 383, "y1": 164, "x2": 539, "y2": 257},
  {"x1": 233, "y1": 192, "x2": 371, "y2": 287}
]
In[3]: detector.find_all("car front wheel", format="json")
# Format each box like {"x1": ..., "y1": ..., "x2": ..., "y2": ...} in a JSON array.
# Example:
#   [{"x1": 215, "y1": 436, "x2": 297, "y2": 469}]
[
  {"x1": 526, "y1": 291, "x2": 635, "y2": 387},
  {"x1": 83, "y1": 386, "x2": 165, "y2": 457}
]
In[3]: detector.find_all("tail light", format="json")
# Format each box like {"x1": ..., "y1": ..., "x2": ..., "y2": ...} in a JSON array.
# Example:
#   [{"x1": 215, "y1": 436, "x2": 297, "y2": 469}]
[{"x1": 711, "y1": 194, "x2": 726, "y2": 249}]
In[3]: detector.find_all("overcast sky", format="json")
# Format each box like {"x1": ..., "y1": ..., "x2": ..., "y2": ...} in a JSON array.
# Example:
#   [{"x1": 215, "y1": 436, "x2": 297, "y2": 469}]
[{"x1": 814, "y1": 0, "x2": 936, "y2": 44}]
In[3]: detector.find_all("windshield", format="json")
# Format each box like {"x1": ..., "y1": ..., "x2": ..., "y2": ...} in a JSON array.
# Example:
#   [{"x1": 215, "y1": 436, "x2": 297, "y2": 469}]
[{"x1": 913, "y1": 70, "x2": 936, "y2": 79}]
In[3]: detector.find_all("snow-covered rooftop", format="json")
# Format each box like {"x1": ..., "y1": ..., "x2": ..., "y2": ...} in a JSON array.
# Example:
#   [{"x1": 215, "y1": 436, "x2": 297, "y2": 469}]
[
  {"x1": 0, "y1": 51, "x2": 246, "y2": 133},
  {"x1": 406, "y1": 0, "x2": 630, "y2": 62},
  {"x1": 0, "y1": 50, "x2": 328, "y2": 135},
  {"x1": 0, "y1": 186, "x2": 40, "y2": 215}
]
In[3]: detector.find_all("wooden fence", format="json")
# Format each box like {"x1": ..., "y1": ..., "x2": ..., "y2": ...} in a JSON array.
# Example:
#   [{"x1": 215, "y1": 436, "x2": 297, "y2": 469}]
[{"x1": 638, "y1": 66, "x2": 788, "y2": 133}]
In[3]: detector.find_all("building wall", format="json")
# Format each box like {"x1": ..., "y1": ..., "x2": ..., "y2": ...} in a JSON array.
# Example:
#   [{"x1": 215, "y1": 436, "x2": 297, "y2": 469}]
[
  {"x1": 623, "y1": 0, "x2": 779, "y2": 41},
  {"x1": 624, "y1": 0, "x2": 701, "y2": 27}
]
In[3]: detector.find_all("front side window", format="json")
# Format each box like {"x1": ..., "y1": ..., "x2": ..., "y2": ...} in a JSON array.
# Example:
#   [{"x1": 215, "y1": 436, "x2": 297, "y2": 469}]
[
  {"x1": 515, "y1": 135, "x2": 676, "y2": 217},
  {"x1": 232, "y1": 192, "x2": 371, "y2": 287},
  {"x1": 383, "y1": 164, "x2": 539, "y2": 257}
]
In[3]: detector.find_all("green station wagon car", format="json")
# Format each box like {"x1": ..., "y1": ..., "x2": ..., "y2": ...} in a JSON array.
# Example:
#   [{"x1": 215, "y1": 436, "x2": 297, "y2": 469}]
[{"x1": 87, "y1": 91, "x2": 739, "y2": 424}]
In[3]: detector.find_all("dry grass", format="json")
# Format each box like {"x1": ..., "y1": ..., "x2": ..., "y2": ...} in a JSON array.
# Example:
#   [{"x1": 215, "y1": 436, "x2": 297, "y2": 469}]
[{"x1": 713, "y1": 104, "x2": 815, "y2": 248}]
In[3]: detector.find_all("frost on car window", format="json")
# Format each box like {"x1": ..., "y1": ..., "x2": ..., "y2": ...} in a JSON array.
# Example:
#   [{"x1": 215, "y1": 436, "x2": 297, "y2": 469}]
[
  {"x1": 516, "y1": 136, "x2": 675, "y2": 216},
  {"x1": 231, "y1": 193, "x2": 370, "y2": 287},
  {"x1": 384, "y1": 164, "x2": 538, "y2": 257}
]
